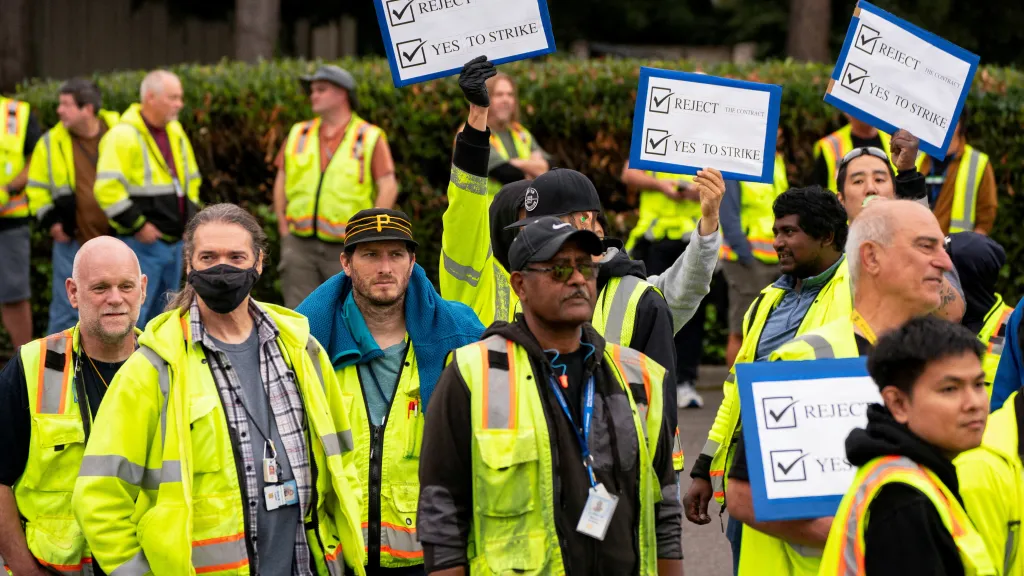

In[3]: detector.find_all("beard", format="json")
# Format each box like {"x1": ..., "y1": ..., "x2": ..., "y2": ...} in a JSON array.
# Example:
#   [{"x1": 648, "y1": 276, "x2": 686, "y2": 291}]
[{"x1": 353, "y1": 274, "x2": 409, "y2": 309}]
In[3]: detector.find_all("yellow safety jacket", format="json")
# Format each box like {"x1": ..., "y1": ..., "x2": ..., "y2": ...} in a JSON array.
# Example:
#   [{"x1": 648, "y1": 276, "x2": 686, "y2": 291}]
[
  {"x1": 625, "y1": 172, "x2": 702, "y2": 252},
  {"x1": 979, "y1": 295, "x2": 1014, "y2": 394},
  {"x1": 734, "y1": 316, "x2": 861, "y2": 576},
  {"x1": 0, "y1": 97, "x2": 32, "y2": 218},
  {"x1": 487, "y1": 123, "x2": 534, "y2": 197},
  {"x1": 27, "y1": 111, "x2": 121, "y2": 226},
  {"x1": 704, "y1": 257, "x2": 851, "y2": 504},
  {"x1": 453, "y1": 334, "x2": 665, "y2": 575},
  {"x1": 94, "y1": 104, "x2": 201, "y2": 239},
  {"x1": 720, "y1": 153, "x2": 789, "y2": 263},
  {"x1": 813, "y1": 125, "x2": 893, "y2": 193},
  {"x1": 283, "y1": 115, "x2": 383, "y2": 242},
  {"x1": 819, "y1": 455, "x2": 996, "y2": 576},
  {"x1": 948, "y1": 145, "x2": 990, "y2": 234},
  {"x1": 338, "y1": 341, "x2": 424, "y2": 567},
  {"x1": 71, "y1": 304, "x2": 366, "y2": 576},
  {"x1": 956, "y1": 390, "x2": 1024, "y2": 576}
]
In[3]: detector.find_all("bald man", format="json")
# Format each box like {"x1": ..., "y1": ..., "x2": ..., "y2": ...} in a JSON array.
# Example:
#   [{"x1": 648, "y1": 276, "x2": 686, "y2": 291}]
[
  {"x1": 0, "y1": 236, "x2": 145, "y2": 576},
  {"x1": 95, "y1": 69, "x2": 200, "y2": 327}
]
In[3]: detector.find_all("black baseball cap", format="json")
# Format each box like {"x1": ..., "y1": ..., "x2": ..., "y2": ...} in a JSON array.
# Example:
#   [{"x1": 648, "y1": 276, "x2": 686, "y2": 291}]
[
  {"x1": 344, "y1": 208, "x2": 418, "y2": 251},
  {"x1": 505, "y1": 168, "x2": 602, "y2": 229},
  {"x1": 509, "y1": 216, "x2": 604, "y2": 272}
]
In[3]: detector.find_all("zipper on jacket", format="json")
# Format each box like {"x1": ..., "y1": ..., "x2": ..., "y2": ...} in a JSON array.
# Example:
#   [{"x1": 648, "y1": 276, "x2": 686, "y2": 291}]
[
  {"x1": 304, "y1": 424, "x2": 328, "y2": 571},
  {"x1": 311, "y1": 173, "x2": 325, "y2": 238}
]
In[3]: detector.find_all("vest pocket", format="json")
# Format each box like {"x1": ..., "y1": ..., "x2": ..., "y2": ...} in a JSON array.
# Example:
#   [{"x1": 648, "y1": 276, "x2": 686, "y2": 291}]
[
  {"x1": 30, "y1": 414, "x2": 86, "y2": 491},
  {"x1": 189, "y1": 396, "x2": 223, "y2": 474},
  {"x1": 474, "y1": 429, "x2": 539, "y2": 517},
  {"x1": 25, "y1": 515, "x2": 86, "y2": 568}
]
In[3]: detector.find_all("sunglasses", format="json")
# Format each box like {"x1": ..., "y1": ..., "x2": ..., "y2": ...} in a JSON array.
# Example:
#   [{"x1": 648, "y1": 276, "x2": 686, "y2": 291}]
[
  {"x1": 523, "y1": 261, "x2": 600, "y2": 283},
  {"x1": 838, "y1": 146, "x2": 889, "y2": 171}
]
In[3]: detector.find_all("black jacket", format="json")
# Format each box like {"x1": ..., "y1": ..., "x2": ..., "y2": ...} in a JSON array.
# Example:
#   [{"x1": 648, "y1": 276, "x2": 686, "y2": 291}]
[
  {"x1": 417, "y1": 319, "x2": 682, "y2": 575},
  {"x1": 845, "y1": 404, "x2": 966, "y2": 576}
]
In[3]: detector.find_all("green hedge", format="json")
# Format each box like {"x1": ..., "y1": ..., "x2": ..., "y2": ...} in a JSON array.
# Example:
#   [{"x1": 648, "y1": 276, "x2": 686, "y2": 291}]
[{"x1": 11, "y1": 57, "x2": 1024, "y2": 359}]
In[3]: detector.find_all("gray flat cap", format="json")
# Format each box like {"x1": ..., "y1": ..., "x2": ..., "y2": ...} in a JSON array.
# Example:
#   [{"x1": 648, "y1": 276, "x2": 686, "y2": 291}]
[{"x1": 300, "y1": 65, "x2": 358, "y2": 107}]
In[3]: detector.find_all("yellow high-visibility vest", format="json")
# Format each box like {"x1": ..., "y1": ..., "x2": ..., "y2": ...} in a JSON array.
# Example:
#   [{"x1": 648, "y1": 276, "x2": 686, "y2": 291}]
[
  {"x1": 625, "y1": 172, "x2": 702, "y2": 251},
  {"x1": 978, "y1": 294, "x2": 1013, "y2": 394},
  {"x1": 0, "y1": 97, "x2": 32, "y2": 218},
  {"x1": 813, "y1": 125, "x2": 896, "y2": 193},
  {"x1": 948, "y1": 145, "x2": 990, "y2": 234},
  {"x1": 487, "y1": 123, "x2": 534, "y2": 197},
  {"x1": 720, "y1": 153, "x2": 789, "y2": 263}
]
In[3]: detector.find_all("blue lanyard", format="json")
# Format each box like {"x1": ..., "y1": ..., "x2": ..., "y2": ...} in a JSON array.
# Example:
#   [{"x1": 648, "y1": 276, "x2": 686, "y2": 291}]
[{"x1": 549, "y1": 375, "x2": 598, "y2": 487}]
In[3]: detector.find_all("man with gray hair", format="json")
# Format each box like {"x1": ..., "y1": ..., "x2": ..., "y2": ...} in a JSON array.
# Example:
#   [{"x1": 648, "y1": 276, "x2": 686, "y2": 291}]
[
  {"x1": 95, "y1": 69, "x2": 200, "y2": 327},
  {"x1": 722, "y1": 199, "x2": 955, "y2": 575},
  {"x1": 0, "y1": 236, "x2": 144, "y2": 576}
]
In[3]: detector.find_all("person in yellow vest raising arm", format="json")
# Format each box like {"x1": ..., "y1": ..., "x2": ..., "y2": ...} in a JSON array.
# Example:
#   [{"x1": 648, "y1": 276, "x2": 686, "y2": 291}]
[
  {"x1": 818, "y1": 315, "x2": 994, "y2": 576},
  {"x1": 27, "y1": 79, "x2": 120, "y2": 335},
  {"x1": 725, "y1": 199, "x2": 955, "y2": 576},
  {"x1": 0, "y1": 236, "x2": 144, "y2": 576},
  {"x1": 478, "y1": 70, "x2": 549, "y2": 196},
  {"x1": 418, "y1": 216, "x2": 683, "y2": 575},
  {"x1": 295, "y1": 208, "x2": 483, "y2": 575},
  {"x1": 72, "y1": 204, "x2": 366, "y2": 576},
  {"x1": 274, "y1": 66, "x2": 399, "y2": 309},
  {"x1": 0, "y1": 94, "x2": 43, "y2": 348},
  {"x1": 719, "y1": 127, "x2": 789, "y2": 367},
  {"x1": 811, "y1": 114, "x2": 894, "y2": 193},
  {"x1": 94, "y1": 70, "x2": 201, "y2": 328},
  {"x1": 918, "y1": 106, "x2": 998, "y2": 235}
]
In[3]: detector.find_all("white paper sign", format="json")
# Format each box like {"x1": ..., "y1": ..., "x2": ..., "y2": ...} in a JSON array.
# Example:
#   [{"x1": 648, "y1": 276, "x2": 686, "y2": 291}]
[
  {"x1": 629, "y1": 67, "x2": 782, "y2": 183},
  {"x1": 825, "y1": 1, "x2": 978, "y2": 159},
  {"x1": 373, "y1": 0, "x2": 556, "y2": 87}
]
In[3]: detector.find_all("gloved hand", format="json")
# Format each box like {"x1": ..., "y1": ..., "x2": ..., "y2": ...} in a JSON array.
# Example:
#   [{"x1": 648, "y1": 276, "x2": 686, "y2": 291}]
[{"x1": 459, "y1": 55, "x2": 496, "y2": 107}]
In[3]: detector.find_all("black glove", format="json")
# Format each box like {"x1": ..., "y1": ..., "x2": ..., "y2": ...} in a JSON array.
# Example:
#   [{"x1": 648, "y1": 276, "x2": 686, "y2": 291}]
[{"x1": 459, "y1": 55, "x2": 496, "y2": 107}]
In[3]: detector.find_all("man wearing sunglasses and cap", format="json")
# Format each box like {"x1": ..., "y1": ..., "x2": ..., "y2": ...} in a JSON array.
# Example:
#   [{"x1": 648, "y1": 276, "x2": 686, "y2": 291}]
[
  {"x1": 296, "y1": 208, "x2": 483, "y2": 575},
  {"x1": 419, "y1": 216, "x2": 683, "y2": 576},
  {"x1": 274, "y1": 65, "x2": 400, "y2": 309}
]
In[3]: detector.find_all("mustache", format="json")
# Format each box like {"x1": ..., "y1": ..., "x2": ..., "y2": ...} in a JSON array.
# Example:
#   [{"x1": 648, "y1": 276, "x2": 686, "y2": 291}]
[{"x1": 561, "y1": 287, "x2": 591, "y2": 302}]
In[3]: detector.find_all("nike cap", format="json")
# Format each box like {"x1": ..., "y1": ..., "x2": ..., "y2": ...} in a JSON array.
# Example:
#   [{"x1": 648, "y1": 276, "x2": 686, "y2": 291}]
[{"x1": 508, "y1": 216, "x2": 604, "y2": 272}]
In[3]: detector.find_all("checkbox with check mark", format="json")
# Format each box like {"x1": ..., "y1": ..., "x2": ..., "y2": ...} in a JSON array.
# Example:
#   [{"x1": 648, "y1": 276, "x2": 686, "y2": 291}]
[
  {"x1": 396, "y1": 38, "x2": 428, "y2": 69},
  {"x1": 855, "y1": 24, "x2": 881, "y2": 56},
  {"x1": 387, "y1": 0, "x2": 416, "y2": 26},
  {"x1": 645, "y1": 128, "x2": 671, "y2": 156},
  {"x1": 841, "y1": 62, "x2": 869, "y2": 94},
  {"x1": 762, "y1": 396, "x2": 799, "y2": 429},
  {"x1": 770, "y1": 449, "x2": 809, "y2": 483},
  {"x1": 648, "y1": 86, "x2": 673, "y2": 114}
]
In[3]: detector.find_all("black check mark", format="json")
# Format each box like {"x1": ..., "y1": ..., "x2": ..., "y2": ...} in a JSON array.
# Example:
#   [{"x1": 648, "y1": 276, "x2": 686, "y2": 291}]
[
  {"x1": 649, "y1": 133, "x2": 670, "y2": 150},
  {"x1": 855, "y1": 25, "x2": 881, "y2": 55},
  {"x1": 653, "y1": 91, "x2": 673, "y2": 108},
  {"x1": 391, "y1": 0, "x2": 414, "y2": 20},
  {"x1": 776, "y1": 452, "x2": 809, "y2": 475},
  {"x1": 768, "y1": 399, "x2": 799, "y2": 423},
  {"x1": 846, "y1": 71, "x2": 868, "y2": 85},
  {"x1": 400, "y1": 40, "x2": 427, "y2": 64}
]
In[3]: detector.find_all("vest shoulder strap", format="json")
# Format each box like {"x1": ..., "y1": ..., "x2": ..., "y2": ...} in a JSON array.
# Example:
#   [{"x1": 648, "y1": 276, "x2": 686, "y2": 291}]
[
  {"x1": 472, "y1": 335, "x2": 517, "y2": 430},
  {"x1": 27, "y1": 330, "x2": 75, "y2": 415},
  {"x1": 306, "y1": 336, "x2": 325, "y2": 392},
  {"x1": 785, "y1": 331, "x2": 838, "y2": 359}
]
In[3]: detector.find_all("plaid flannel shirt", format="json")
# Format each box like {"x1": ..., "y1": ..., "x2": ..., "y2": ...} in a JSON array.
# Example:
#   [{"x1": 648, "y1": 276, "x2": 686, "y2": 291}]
[{"x1": 191, "y1": 298, "x2": 313, "y2": 575}]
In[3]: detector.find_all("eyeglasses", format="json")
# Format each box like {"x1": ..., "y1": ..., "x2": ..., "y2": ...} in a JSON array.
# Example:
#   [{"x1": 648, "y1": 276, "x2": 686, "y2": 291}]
[
  {"x1": 838, "y1": 147, "x2": 889, "y2": 171},
  {"x1": 522, "y1": 261, "x2": 600, "y2": 283}
]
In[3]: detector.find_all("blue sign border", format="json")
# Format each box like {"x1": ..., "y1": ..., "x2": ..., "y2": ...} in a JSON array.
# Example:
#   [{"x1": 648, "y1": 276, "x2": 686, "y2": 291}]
[
  {"x1": 372, "y1": 0, "x2": 557, "y2": 88},
  {"x1": 825, "y1": 0, "x2": 979, "y2": 160},
  {"x1": 628, "y1": 66, "x2": 782, "y2": 184},
  {"x1": 736, "y1": 357, "x2": 870, "y2": 522}
]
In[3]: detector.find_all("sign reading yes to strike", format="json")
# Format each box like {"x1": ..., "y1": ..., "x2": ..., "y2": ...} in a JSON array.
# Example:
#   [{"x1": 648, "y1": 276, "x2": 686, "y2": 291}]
[
  {"x1": 826, "y1": 1, "x2": 979, "y2": 159},
  {"x1": 736, "y1": 357, "x2": 883, "y2": 522},
  {"x1": 629, "y1": 67, "x2": 782, "y2": 183},
  {"x1": 372, "y1": 0, "x2": 555, "y2": 87}
]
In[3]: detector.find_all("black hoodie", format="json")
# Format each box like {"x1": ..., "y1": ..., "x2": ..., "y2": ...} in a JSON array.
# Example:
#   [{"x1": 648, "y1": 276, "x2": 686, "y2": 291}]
[
  {"x1": 947, "y1": 232, "x2": 1006, "y2": 334},
  {"x1": 417, "y1": 318, "x2": 682, "y2": 574},
  {"x1": 844, "y1": 405, "x2": 965, "y2": 576}
]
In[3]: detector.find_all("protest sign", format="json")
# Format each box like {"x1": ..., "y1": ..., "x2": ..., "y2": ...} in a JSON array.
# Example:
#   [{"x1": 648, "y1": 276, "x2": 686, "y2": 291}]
[
  {"x1": 736, "y1": 358, "x2": 883, "y2": 521},
  {"x1": 372, "y1": 0, "x2": 555, "y2": 87},
  {"x1": 826, "y1": 1, "x2": 978, "y2": 159},
  {"x1": 629, "y1": 67, "x2": 782, "y2": 183}
]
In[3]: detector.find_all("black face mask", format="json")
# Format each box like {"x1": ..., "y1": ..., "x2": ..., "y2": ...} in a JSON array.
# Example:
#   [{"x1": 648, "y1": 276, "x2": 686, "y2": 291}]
[{"x1": 188, "y1": 264, "x2": 260, "y2": 314}]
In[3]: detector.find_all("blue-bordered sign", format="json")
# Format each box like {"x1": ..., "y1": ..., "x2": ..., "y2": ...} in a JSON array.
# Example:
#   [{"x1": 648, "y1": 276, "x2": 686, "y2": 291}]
[
  {"x1": 629, "y1": 67, "x2": 782, "y2": 183},
  {"x1": 372, "y1": 0, "x2": 556, "y2": 88},
  {"x1": 825, "y1": 1, "x2": 979, "y2": 159},
  {"x1": 736, "y1": 358, "x2": 882, "y2": 521}
]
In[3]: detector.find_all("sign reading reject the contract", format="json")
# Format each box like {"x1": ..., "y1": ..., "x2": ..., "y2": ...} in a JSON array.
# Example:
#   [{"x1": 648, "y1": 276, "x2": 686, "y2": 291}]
[
  {"x1": 736, "y1": 358, "x2": 883, "y2": 521},
  {"x1": 826, "y1": 1, "x2": 979, "y2": 159},
  {"x1": 372, "y1": 0, "x2": 555, "y2": 87},
  {"x1": 629, "y1": 67, "x2": 782, "y2": 183}
]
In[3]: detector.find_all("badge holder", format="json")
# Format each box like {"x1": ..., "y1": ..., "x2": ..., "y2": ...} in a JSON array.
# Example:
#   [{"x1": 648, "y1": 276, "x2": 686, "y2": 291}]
[
  {"x1": 262, "y1": 441, "x2": 299, "y2": 511},
  {"x1": 577, "y1": 482, "x2": 619, "y2": 541}
]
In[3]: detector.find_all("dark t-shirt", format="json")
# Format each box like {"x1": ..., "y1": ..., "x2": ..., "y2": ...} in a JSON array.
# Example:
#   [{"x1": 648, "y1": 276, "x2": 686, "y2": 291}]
[{"x1": 545, "y1": 346, "x2": 590, "y2": 424}]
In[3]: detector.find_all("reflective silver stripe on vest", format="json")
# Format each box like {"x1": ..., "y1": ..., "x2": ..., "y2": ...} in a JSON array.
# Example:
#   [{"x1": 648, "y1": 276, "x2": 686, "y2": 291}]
[
  {"x1": 39, "y1": 560, "x2": 94, "y2": 576},
  {"x1": 40, "y1": 132, "x2": 73, "y2": 199},
  {"x1": 35, "y1": 202, "x2": 54, "y2": 222},
  {"x1": 494, "y1": 262, "x2": 511, "y2": 322},
  {"x1": 295, "y1": 122, "x2": 313, "y2": 154},
  {"x1": 990, "y1": 335, "x2": 1005, "y2": 357},
  {"x1": 700, "y1": 439, "x2": 720, "y2": 458},
  {"x1": 382, "y1": 523, "x2": 422, "y2": 556},
  {"x1": 325, "y1": 548, "x2": 345, "y2": 576},
  {"x1": 77, "y1": 454, "x2": 178, "y2": 489},
  {"x1": 837, "y1": 456, "x2": 917, "y2": 573},
  {"x1": 442, "y1": 250, "x2": 485, "y2": 286},
  {"x1": 306, "y1": 337, "x2": 325, "y2": 392},
  {"x1": 109, "y1": 549, "x2": 150, "y2": 576},
  {"x1": 321, "y1": 431, "x2": 354, "y2": 457},
  {"x1": 6, "y1": 101, "x2": 17, "y2": 133},
  {"x1": 179, "y1": 139, "x2": 189, "y2": 198},
  {"x1": 616, "y1": 347, "x2": 650, "y2": 437},
  {"x1": 725, "y1": 372, "x2": 736, "y2": 384},
  {"x1": 450, "y1": 165, "x2": 487, "y2": 196},
  {"x1": 1004, "y1": 520, "x2": 1018, "y2": 575},
  {"x1": 602, "y1": 275, "x2": 643, "y2": 345},
  {"x1": 192, "y1": 534, "x2": 248, "y2": 571},
  {"x1": 100, "y1": 197, "x2": 134, "y2": 218},
  {"x1": 39, "y1": 334, "x2": 70, "y2": 414},
  {"x1": 481, "y1": 336, "x2": 512, "y2": 429},
  {"x1": 137, "y1": 345, "x2": 173, "y2": 481},
  {"x1": 788, "y1": 333, "x2": 836, "y2": 359},
  {"x1": 951, "y1": 149, "x2": 983, "y2": 232}
]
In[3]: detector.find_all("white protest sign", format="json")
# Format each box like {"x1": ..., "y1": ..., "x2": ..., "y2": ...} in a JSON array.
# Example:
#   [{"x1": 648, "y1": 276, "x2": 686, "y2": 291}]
[
  {"x1": 629, "y1": 67, "x2": 782, "y2": 183},
  {"x1": 373, "y1": 0, "x2": 555, "y2": 87},
  {"x1": 737, "y1": 358, "x2": 883, "y2": 521},
  {"x1": 825, "y1": 1, "x2": 978, "y2": 159}
]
